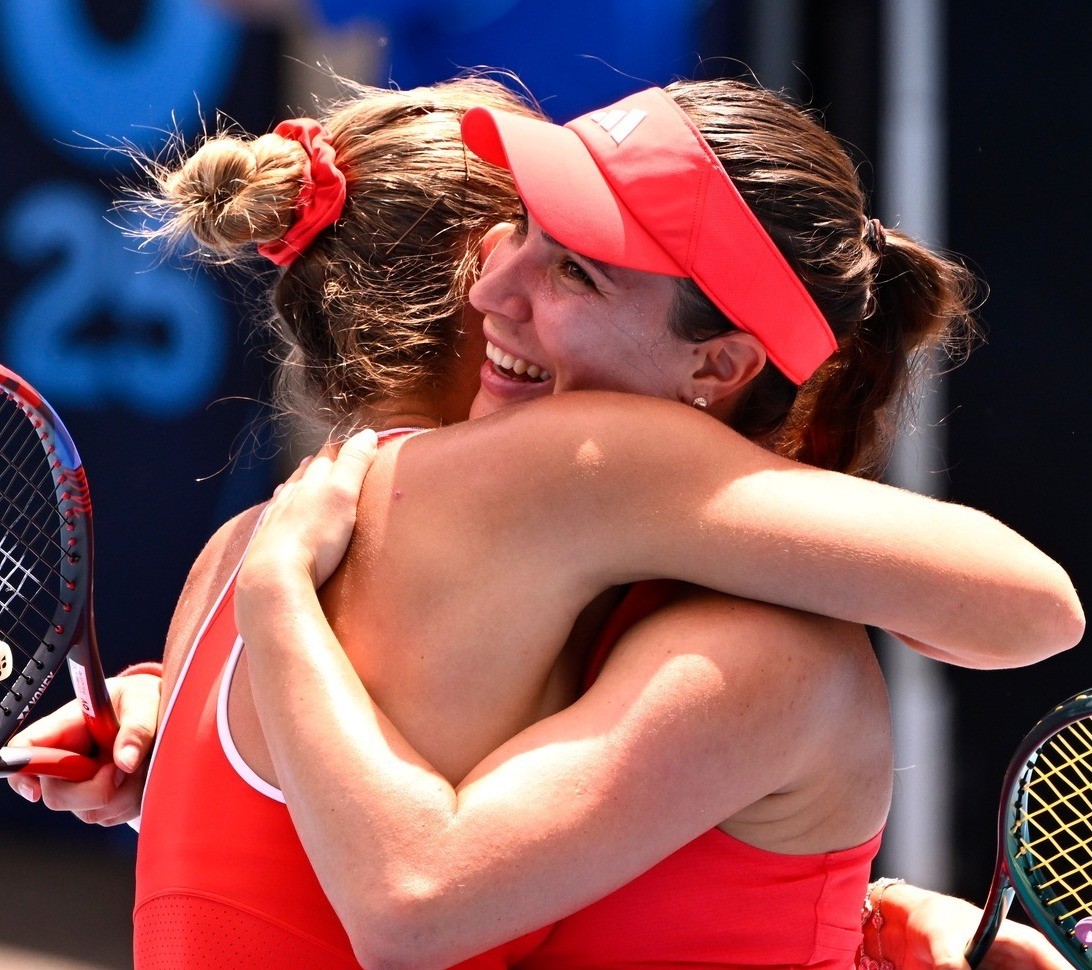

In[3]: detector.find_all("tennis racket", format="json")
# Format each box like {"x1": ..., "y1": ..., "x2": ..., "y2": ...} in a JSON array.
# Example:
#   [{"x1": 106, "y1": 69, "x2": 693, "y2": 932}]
[
  {"x1": 0, "y1": 362, "x2": 117, "y2": 782},
  {"x1": 965, "y1": 689, "x2": 1092, "y2": 969}
]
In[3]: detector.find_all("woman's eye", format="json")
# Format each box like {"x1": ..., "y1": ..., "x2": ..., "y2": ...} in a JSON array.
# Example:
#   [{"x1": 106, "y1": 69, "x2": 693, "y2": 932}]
[
  {"x1": 561, "y1": 258, "x2": 595, "y2": 288},
  {"x1": 512, "y1": 212, "x2": 528, "y2": 237}
]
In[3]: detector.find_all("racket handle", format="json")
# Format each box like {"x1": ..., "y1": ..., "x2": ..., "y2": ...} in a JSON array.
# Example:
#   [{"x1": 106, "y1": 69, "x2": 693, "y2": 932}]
[
  {"x1": 84, "y1": 707, "x2": 120, "y2": 760},
  {"x1": 965, "y1": 882, "x2": 1015, "y2": 967},
  {"x1": 0, "y1": 745, "x2": 103, "y2": 781}
]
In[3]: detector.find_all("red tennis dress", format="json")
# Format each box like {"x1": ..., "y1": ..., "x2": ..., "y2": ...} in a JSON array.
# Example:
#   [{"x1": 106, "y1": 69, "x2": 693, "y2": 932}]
[
  {"x1": 513, "y1": 582, "x2": 882, "y2": 969},
  {"x1": 135, "y1": 537, "x2": 878, "y2": 968},
  {"x1": 133, "y1": 561, "x2": 551, "y2": 969}
]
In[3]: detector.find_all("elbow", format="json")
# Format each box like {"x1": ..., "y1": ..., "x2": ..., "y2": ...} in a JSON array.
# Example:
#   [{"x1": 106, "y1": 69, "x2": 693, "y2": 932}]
[
  {"x1": 344, "y1": 879, "x2": 468, "y2": 970},
  {"x1": 1041, "y1": 578, "x2": 1086, "y2": 659},
  {"x1": 1002, "y1": 566, "x2": 1086, "y2": 667}
]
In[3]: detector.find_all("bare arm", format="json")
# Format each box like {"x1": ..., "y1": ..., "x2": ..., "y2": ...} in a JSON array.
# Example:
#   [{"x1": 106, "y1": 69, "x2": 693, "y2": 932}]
[
  {"x1": 242, "y1": 435, "x2": 1076, "y2": 968},
  {"x1": 241, "y1": 537, "x2": 882, "y2": 967},
  {"x1": 10, "y1": 387, "x2": 1082, "y2": 815},
  {"x1": 371, "y1": 391, "x2": 1082, "y2": 671},
  {"x1": 238, "y1": 439, "x2": 887, "y2": 967}
]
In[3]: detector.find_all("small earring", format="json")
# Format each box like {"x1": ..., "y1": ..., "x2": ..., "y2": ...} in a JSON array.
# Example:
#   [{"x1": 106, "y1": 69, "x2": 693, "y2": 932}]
[{"x1": 692, "y1": 396, "x2": 708, "y2": 409}]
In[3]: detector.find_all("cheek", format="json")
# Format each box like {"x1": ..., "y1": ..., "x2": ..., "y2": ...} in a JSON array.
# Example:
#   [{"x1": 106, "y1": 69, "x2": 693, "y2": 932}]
[
  {"x1": 552, "y1": 342, "x2": 655, "y2": 394},
  {"x1": 541, "y1": 320, "x2": 617, "y2": 386}
]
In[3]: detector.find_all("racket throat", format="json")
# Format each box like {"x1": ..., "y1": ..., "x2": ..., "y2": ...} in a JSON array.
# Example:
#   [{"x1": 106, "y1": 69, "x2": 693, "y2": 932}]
[{"x1": 966, "y1": 881, "x2": 1015, "y2": 967}]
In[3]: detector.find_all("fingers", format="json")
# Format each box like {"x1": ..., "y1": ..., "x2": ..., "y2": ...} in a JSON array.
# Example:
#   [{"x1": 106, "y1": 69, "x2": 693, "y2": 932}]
[
  {"x1": 983, "y1": 921, "x2": 1072, "y2": 970},
  {"x1": 7, "y1": 772, "x2": 42, "y2": 803},
  {"x1": 337, "y1": 427, "x2": 379, "y2": 465},
  {"x1": 6, "y1": 696, "x2": 93, "y2": 755},
  {"x1": 112, "y1": 673, "x2": 161, "y2": 775},
  {"x1": 6, "y1": 671, "x2": 160, "y2": 824},
  {"x1": 5, "y1": 699, "x2": 91, "y2": 802},
  {"x1": 273, "y1": 429, "x2": 377, "y2": 505},
  {"x1": 326, "y1": 427, "x2": 378, "y2": 504},
  {"x1": 242, "y1": 427, "x2": 380, "y2": 597},
  {"x1": 38, "y1": 759, "x2": 144, "y2": 826},
  {"x1": 318, "y1": 427, "x2": 379, "y2": 463}
]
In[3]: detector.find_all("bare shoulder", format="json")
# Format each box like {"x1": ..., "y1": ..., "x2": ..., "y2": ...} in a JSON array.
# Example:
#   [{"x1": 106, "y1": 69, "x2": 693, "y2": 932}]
[
  {"x1": 161, "y1": 504, "x2": 265, "y2": 692},
  {"x1": 591, "y1": 585, "x2": 891, "y2": 849},
  {"x1": 349, "y1": 392, "x2": 771, "y2": 590},
  {"x1": 374, "y1": 391, "x2": 759, "y2": 501},
  {"x1": 605, "y1": 585, "x2": 878, "y2": 686}
]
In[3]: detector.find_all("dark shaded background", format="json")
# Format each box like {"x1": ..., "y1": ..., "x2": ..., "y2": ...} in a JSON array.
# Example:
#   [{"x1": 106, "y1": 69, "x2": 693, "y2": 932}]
[{"x1": 1, "y1": 1, "x2": 1087, "y2": 966}]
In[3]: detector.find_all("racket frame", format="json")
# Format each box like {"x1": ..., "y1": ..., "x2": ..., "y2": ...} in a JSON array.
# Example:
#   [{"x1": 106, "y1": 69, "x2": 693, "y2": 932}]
[
  {"x1": 967, "y1": 690, "x2": 1092, "y2": 968},
  {"x1": 0, "y1": 364, "x2": 117, "y2": 778}
]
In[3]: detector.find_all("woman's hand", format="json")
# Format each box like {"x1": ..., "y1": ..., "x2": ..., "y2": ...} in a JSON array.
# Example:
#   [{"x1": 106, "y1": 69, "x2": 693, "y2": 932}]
[
  {"x1": 239, "y1": 428, "x2": 379, "y2": 595},
  {"x1": 5, "y1": 670, "x2": 162, "y2": 825},
  {"x1": 869, "y1": 881, "x2": 1070, "y2": 970}
]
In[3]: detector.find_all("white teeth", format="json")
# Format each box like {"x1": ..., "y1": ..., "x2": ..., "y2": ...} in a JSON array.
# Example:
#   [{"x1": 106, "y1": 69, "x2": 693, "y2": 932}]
[{"x1": 486, "y1": 341, "x2": 551, "y2": 382}]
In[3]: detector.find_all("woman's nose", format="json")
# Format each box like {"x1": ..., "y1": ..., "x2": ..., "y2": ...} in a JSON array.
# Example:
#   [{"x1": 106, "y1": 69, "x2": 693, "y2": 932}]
[{"x1": 469, "y1": 224, "x2": 532, "y2": 322}]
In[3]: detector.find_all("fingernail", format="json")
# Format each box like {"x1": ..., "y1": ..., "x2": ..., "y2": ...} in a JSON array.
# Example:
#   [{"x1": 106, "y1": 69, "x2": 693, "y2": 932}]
[
  {"x1": 12, "y1": 779, "x2": 37, "y2": 802},
  {"x1": 113, "y1": 768, "x2": 127, "y2": 788},
  {"x1": 117, "y1": 743, "x2": 141, "y2": 773}
]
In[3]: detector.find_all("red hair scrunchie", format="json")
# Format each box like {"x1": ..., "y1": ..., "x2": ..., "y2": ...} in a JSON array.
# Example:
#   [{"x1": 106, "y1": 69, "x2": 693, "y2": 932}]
[{"x1": 257, "y1": 118, "x2": 347, "y2": 267}]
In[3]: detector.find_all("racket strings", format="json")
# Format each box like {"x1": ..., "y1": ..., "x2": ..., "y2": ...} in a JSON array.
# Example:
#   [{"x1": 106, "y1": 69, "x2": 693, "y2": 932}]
[
  {"x1": 0, "y1": 400, "x2": 75, "y2": 555},
  {"x1": 1015, "y1": 719, "x2": 1092, "y2": 923},
  {"x1": 0, "y1": 405, "x2": 72, "y2": 568},
  {"x1": 0, "y1": 395, "x2": 83, "y2": 561},
  {"x1": 0, "y1": 396, "x2": 84, "y2": 683}
]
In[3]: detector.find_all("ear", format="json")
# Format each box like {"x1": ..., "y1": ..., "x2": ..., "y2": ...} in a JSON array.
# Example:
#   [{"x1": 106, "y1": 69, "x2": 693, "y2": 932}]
[
  {"x1": 686, "y1": 332, "x2": 767, "y2": 410},
  {"x1": 478, "y1": 222, "x2": 513, "y2": 270}
]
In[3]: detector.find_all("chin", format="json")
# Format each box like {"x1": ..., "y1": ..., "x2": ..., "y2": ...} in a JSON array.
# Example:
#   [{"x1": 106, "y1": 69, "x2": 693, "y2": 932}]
[{"x1": 468, "y1": 393, "x2": 500, "y2": 420}]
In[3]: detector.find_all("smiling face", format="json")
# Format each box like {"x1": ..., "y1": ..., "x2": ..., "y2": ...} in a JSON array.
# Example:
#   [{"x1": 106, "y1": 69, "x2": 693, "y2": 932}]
[{"x1": 468, "y1": 213, "x2": 703, "y2": 419}]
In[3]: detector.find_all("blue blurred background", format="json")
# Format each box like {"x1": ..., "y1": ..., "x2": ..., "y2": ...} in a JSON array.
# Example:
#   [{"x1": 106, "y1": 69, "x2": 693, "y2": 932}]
[{"x1": 1, "y1": 2, "x2": 1088, "y2": 966}]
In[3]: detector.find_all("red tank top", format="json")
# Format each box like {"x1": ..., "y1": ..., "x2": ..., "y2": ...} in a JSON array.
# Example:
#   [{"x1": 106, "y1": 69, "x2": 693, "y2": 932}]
[
  {"x1": 514, "y1": 581, "x2": 882, "y2": 969},
  {"x1": 133, "y1": 434, "x2": 552, "y2": 969}
]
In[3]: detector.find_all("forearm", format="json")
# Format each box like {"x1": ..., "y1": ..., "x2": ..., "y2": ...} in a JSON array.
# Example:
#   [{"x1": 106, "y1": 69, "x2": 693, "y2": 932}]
[
  {"x1": 474, "y1": 394, "x2": 1084, "y2": 670},
  {"x1": 238, "y1": 570, "x2": 772, "y2": 967},
  {"x1": 386, "y1": 394, "x2": 1084, "y2": 675},
  {"x1": 240, "y1": 577, "x2": 572, "y2": 967},
  {"x1": 674, "y1": 462, "x2": 1084, "y2": 668},
  {"x1": 560, "y1": 393, "x2": 1084, "y2": 669}
]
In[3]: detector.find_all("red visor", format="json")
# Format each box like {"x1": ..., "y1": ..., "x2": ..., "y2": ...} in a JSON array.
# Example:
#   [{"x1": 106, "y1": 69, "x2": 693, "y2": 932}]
[{"x1": 462, "y1": 88, "x2": 836, "y2": 384}]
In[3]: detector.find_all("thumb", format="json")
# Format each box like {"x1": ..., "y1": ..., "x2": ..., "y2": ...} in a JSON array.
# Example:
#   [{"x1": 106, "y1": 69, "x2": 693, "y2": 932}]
[
  {"x1": 330, "y1": 428, "x2": 379, "y2": 498},
  {"x1": 340, "y1": 428, "x2": 379, "y2": 467},
  {"x1": 111, "y1": 676, "x2": 161, "y2": 774}
]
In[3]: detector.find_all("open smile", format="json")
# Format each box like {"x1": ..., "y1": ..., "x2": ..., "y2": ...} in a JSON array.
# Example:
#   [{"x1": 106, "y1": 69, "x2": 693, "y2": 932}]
[{"x1": 485, "y1": 341, "x2": 552, "y2": 383}]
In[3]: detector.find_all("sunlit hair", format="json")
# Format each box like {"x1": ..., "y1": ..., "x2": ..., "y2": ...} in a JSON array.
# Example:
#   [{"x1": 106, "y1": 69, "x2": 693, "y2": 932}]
[
  {"x1": 666, "y1": 78, "x2": 980, "y2": 477},
  {"x1": 134, "y1": 76, "x2": 538, "y2": 437}
]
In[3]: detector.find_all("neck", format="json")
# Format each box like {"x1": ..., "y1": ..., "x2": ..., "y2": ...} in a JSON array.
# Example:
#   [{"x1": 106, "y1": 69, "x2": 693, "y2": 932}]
[
  {"x1": 372, "y1": 412, "x2": 441, "y2": 432},
  {"x1": 360, "y1": 396, "x2": 446, "y2": 432}
]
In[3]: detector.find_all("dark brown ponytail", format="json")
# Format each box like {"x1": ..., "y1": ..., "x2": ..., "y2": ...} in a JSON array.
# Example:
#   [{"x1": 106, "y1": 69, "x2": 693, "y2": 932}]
[
  {"x1": 783, "y1": 228, "x2": 978, "y2": 476},
  {"x1": 666, "y1": 78, "x2": 979, "y2": 477}
]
